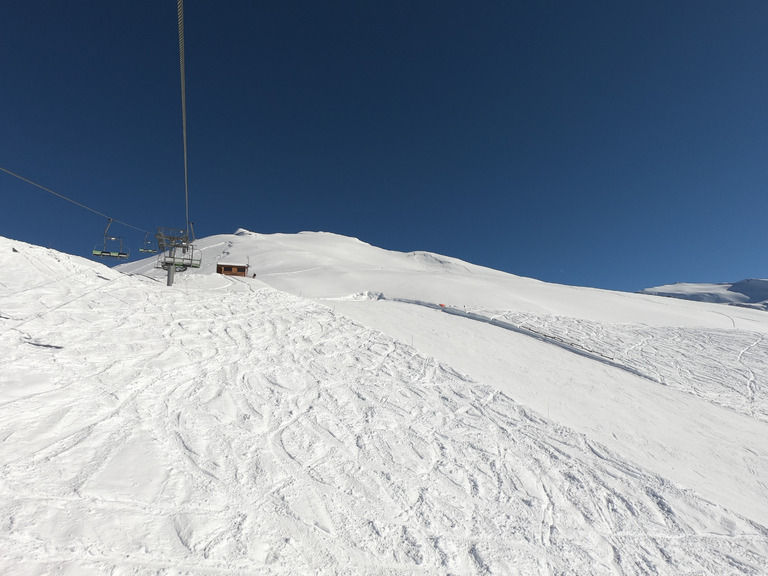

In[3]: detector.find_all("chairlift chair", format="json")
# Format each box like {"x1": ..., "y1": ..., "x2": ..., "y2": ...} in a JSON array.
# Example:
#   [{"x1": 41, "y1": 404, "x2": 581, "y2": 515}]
[
  {"x1": 139, "y1": 231, "x2": 158, "y2": 253},
  {"x1": 92, "y1": 220, "x2": 129, "y2": 259}
]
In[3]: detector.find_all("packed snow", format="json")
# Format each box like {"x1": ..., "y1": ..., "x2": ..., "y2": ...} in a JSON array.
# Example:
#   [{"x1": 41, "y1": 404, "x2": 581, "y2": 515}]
[
  {"x1": 640, "y1": 279, "x2": 768, "y2": 311},
  {"x1": 2, "y1": 230, "x2": 768, "y2": 575}
]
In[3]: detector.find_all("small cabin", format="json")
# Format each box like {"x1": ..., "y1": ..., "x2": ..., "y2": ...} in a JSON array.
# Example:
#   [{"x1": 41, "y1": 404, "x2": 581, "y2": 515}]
[{"x1": 216, "y1": 263, "x2": 249, "y2": 277}]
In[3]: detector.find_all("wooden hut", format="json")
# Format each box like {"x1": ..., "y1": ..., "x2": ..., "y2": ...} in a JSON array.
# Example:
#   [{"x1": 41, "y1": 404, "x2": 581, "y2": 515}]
[{"x1": 216, "y1": 263, "x2": 249, "y2": 277}]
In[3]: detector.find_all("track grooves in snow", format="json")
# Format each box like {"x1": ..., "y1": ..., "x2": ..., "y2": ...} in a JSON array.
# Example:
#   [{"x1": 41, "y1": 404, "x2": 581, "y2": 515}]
[
  {"x1": 390, "y1": 297, "x2": 660, "y2": 383},
  {"x1": 2, "y1": 235, "x2": 768, "y2": 574}
]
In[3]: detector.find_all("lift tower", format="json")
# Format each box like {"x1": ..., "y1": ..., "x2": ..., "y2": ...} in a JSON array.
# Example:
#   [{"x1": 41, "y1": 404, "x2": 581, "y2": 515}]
[{"x1": 155, "y1": 227, "x2": 201, "y2": 286}]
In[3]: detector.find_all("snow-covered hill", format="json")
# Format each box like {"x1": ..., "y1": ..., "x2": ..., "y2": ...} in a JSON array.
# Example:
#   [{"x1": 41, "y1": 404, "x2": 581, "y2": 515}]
[
  {"x1": 2, "y1": 231, "x2": 768, "y2": 575},
  {"x1": 640, "y1": 279, "x2": 768, "y2": 311}
]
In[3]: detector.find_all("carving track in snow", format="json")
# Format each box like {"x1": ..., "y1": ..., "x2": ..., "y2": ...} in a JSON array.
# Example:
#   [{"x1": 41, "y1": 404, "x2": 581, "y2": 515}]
[
  {"x1": 390, "y1": 298, "x2": 661, "y2": 384},
  {"x1": 475, "y1": 308, "x2": 768, "y2": 424},
  {"x1": 390, "y1": 298, "x2": 768, "y2": 424},
  {"x1": 1, "y1": 239, "x2": 768, "y2": 574}
]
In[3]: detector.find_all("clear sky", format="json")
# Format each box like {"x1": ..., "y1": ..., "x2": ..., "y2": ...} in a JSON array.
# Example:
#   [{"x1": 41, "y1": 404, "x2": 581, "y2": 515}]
[{"x1": 2, "y1": 1, "x2": 767, "y2": 292}]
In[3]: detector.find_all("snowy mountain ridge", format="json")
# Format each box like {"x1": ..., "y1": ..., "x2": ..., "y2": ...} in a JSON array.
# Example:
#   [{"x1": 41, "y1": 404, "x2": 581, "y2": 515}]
[
  {"x1": 640, "y1": 279, "x2": 768, "y2": 311},
  {"x1": 2, "y1": 231, "x2": 768, "y2": 575}
]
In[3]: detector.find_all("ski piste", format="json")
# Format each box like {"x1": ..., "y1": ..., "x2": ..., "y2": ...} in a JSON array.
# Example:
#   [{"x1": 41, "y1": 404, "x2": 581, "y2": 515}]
[{"x1": 2, "y1": 231, "x2": 767, "y2": 575}]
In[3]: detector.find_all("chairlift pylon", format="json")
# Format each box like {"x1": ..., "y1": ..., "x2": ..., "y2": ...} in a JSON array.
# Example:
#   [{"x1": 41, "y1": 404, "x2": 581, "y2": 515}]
[
  {"x1": 92, "y1": 219, "x2": 129, "y2": 259},
  {"x1": 155, "y1": 226, "x2": 201, "y2": 271}
]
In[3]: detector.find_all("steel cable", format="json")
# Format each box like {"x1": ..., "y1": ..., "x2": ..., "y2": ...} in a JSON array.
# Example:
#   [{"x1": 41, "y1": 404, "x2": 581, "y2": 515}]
[{"x1": 0, "y1": 165, "x2": 150, "y2": 234}]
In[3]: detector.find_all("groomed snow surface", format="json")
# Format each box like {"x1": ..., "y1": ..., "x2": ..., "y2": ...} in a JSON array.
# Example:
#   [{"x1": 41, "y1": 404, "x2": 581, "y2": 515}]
[{"x1": 1, "y1": 230, "x2": 768, "y2": 575}]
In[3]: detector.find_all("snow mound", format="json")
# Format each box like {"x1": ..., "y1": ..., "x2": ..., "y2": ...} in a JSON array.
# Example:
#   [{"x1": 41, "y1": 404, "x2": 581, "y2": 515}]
[
  {"x1": 327, "y1": 291, "x2": 385, "y2": 301},
  {"x1": 406, "y1": 250, "x2": 475, "y2": 274}
]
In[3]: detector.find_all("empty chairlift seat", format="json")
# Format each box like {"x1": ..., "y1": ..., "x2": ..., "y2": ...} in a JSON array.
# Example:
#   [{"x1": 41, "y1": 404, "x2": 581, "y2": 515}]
[
  {"x1": 154, "y1": 228, "x2": 202, "y2": 271},
  {"x1": 159, "y1": 244, "x2": 202, "y2": 269},
  {"x1": 93, "y1": 219, "x2": 129, "y2": 259}
]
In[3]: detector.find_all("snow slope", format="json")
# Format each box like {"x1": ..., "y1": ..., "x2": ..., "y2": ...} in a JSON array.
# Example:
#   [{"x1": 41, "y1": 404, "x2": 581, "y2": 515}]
[
  {"x1": 640, "y1": 279, "x2": 768, "y2": 311},
  {"x1": 2, "y1": 232, "x2": 768, "y2": 575},
  {"x1": 120, "y1": 230, "x2": 768, "y2": 522}
]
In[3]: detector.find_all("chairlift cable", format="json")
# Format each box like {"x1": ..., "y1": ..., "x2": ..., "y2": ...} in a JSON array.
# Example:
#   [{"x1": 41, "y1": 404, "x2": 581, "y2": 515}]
[
  {"x1": 0, "y1": 165, "x2": 150, "y2": 234},
  {"x1": 177, "y1": 0, "x2": 191, "y2": 239},
  {"x1": 3, "y1": 3, "x2": 194, "y2": 254}
]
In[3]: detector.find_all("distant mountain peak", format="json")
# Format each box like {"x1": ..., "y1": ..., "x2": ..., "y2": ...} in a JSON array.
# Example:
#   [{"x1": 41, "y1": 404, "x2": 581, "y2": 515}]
[{"x1": 640, "y1": 279, "x2": 768, "y2": 310}]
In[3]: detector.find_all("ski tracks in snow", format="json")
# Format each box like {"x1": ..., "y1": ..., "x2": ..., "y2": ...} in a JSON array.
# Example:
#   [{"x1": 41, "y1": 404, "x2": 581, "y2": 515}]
[
  {"x1": 473, "y1": 308, "x2": 768, "y2": 424},
  {"x1": 1, "y1": 269, "x2": 768, "y2": 574}
]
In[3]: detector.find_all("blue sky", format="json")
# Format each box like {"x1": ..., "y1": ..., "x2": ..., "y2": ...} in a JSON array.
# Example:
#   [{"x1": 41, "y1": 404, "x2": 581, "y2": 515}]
[{"x1": 2, "y1": 1, "x2": 767, "y2": 292}]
